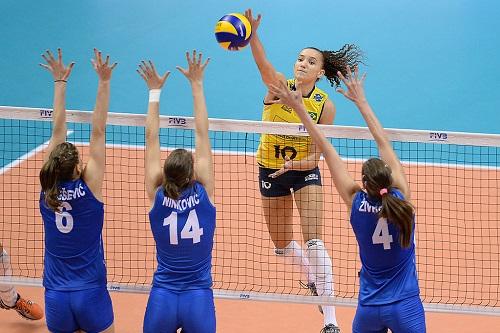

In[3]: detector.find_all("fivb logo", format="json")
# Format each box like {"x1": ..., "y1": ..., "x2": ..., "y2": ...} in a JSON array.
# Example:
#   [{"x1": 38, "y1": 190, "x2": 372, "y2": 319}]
[
  {"x1": 168, "y1": 117, "x2": 187, "y2": 127},
  {"x1": 429, "y1": 132, "x2": 448, "y2": 142},
  {"x1": 239, "y1": 293, "x2": 250, "y2": 300},
  {"x1": 298, "y1": 124, "x2": 308, "y2": 133},
  {"x1": 40, "y1": 109, "x2": 53, "y2": 118}
]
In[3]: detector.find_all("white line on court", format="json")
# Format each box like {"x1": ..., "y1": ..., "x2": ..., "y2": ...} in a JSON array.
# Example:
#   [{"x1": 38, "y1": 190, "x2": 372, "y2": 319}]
[
  {"x1": 70, "y1": 141, "x2": 500, "y2": 171},
  {"x1": 0, "y1": 131, "x2": 73, "y2": 175},
  {"x1": 3, "y1": 136, "x2": 497, "y2": 174}
]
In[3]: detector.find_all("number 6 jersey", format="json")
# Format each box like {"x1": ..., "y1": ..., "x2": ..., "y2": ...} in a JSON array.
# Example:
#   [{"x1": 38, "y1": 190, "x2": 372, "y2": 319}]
[
  {"x1": 149, "y1": 181, "x2": 216, "y2": 291},
  {"x1": 39, "y1": 178, "x2": 106, "y2": 291}
]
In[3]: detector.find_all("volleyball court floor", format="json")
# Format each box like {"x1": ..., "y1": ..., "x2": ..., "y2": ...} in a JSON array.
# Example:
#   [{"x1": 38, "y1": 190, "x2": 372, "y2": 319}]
[{"x1": 1, "y1": 144, "x2": 499, "y2": 332}]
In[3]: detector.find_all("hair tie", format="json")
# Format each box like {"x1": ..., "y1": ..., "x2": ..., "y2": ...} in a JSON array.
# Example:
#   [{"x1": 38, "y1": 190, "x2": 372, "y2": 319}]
[{"x1": 379, "y1": 188, "x2": 388, "y2": 196}]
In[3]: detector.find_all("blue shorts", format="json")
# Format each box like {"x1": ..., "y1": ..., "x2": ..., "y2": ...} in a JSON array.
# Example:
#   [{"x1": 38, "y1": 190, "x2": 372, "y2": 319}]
[
  {"x1": 45, "y1": 287, "x2": 114, "y2": 333},
  {"x1": 258, "y1": 166, "x2": 322, "y2": 197},
  {"x1": 353, "y1": 295, "x2": 426, "y2": 333},
  {"x1": 143, "y1": 287, "x2": 215, "y2": 333}
]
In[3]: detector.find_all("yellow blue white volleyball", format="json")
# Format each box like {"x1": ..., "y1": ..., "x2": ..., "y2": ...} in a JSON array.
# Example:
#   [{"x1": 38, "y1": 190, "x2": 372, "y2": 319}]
[{"x1": 214, "y1": 13, "x2": 252, "y2": 51}]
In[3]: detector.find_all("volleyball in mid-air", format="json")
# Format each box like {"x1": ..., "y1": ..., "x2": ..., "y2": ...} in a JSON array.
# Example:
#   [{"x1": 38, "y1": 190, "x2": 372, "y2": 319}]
[{"x1": 214, "y1": 13, "x2": 252, "y2": 51}]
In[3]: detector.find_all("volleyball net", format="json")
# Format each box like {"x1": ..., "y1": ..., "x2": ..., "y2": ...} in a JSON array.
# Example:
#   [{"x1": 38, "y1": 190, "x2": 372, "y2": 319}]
[{"x1": 0, "y1": 106, "x2": 499, "y2": 316}]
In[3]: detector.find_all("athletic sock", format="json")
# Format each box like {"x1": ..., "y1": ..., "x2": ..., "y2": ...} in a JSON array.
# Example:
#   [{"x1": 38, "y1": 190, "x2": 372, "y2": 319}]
[
  {"x1": 0, "y1": 250, "x2": 18, "y2": 307},
  {"x1": 306, "y1": 239, "x2": 338, "y2": 327},
  {"x1": 275, "y1": 240, "x2": 315, "y2": 283}
]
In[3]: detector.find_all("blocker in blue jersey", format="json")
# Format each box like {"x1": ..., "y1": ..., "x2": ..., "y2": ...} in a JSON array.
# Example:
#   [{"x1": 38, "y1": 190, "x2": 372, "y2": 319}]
[
  {"x1": 139, "y1": 51, "x2": 216, "y2": 333},
  {"x1": 39, "y1": 48, "x2": 117, "y2": 333}
]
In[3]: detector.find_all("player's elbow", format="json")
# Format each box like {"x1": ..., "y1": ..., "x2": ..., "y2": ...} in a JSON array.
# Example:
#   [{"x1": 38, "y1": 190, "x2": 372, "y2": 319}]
[{"x1": 260, "y1": 69, "x2": 281, "y2": 88}]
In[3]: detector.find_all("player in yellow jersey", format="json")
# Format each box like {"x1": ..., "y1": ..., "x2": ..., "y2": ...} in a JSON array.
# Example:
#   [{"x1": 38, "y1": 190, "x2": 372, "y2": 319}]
[{"x1": 245, "y1": 9, "x2": 363, "y2": 333}]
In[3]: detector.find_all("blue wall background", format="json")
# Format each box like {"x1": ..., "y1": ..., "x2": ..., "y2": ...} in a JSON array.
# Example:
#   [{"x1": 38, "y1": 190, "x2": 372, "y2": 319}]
[{"x1": 1, "y1": 0, "x2": 499, "y2": 133}]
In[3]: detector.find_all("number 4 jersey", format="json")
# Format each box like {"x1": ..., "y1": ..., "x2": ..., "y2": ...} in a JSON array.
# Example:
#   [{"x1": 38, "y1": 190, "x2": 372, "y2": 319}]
[
  {"x1": 149, "y1": 181, "x2": 216, "y2": 291},
  {"x1": 39, "y1": 178, "x2": 106, "y2": 291},
  {"x1": 350, "y1": 189, "x2": 420, "y2": 305}
]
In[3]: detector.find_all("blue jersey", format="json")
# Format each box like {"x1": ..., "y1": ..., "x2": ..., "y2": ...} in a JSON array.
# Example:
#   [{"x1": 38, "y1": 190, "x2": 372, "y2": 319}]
[
  {"x1": 350, "y1": 189, "x2": 420, "y2": 305},
  {"x1": 149, "y1": 181, "x2": 216, "y2": 291},
  {"x1": 40, "y1": 178, "x2": 106, "y2": 291}
]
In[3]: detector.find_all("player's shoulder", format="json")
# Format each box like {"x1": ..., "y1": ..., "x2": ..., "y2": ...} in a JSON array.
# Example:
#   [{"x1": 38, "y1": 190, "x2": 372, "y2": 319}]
[
  {"x1": 389, "y1": 188, "x2": 405, "y2": 200},
  {"x1": 352, "y1": 189, "x2": 367, "y2": 203}
]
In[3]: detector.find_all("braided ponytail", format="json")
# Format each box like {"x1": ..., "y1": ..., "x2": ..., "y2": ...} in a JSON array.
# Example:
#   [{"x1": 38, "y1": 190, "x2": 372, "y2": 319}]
[{"x1": 40, "y1": 142, "x2": 80, "y2": 210}]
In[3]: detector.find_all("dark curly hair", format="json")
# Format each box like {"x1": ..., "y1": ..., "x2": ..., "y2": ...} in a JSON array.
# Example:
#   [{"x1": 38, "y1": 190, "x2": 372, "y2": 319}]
[{"x1": 305, "y1": 44, "x2": 364, "y2": 87}]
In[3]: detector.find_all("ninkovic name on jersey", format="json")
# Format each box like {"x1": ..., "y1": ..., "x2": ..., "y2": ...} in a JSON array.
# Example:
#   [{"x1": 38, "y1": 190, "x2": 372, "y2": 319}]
[
  {"x1": 162, "y1": 194, "x2": 200, "y2": 212},
  {"x1": 57, "y1": 184, "x2": 87, "y2": 201}
]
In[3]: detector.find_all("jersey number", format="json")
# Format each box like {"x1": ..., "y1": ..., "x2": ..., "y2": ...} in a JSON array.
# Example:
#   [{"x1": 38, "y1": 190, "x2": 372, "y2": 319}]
[
  {"x1": 372, "y1": 218, "x2": 393, "y2": 250},
  {"x1": 55, "y1": 202, "x2": 74, "y2": 234},
  {"x1": 273, "y1": 145, "x2": 297, "y2": 160},
  {"x1": 163, "y1": 210, "x2": 204, "y2": 245}
]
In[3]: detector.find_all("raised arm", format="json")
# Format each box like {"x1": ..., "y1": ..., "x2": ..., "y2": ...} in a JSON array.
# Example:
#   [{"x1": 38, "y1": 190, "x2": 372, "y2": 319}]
[
  {"x1": 337, "y1": 67, "x2": 410, "y2": 199},
  {"x1": 82, "y1": 49, "x2": 117, "y2": 201},
  {"x1": 176, "y1": 51, "x2": 214, "y2": 203},
  {"x1": 268, "y1": 98, "x2": 336, "y2": 178},
  {"x1": 39, "y1": 49, "x2": 75, "y2": 164},
  {"x1": 269, "y1": 81, "x2": 360, "y2": 208},
  {"x1": 244, "y1": 9, "x2": 284, "y2": 88},
  {"x1": 137, "y1": 61, "x2": 170, "y2": 203}
]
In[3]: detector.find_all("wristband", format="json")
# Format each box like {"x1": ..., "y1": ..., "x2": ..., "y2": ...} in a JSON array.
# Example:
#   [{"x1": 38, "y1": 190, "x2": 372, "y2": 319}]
[{"x1": 149, "y1": 89, "x2": 161, "y2": 103}]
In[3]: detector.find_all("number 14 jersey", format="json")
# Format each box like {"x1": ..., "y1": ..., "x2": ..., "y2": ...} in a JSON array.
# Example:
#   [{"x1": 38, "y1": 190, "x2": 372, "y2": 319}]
[{"x1": 149, "y1": 182, "x2": 216, "y2": 291}]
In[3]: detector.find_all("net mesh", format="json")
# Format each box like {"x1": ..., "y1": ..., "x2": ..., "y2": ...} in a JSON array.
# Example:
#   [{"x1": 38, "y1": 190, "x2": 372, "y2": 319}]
[{"x1": 1, "y1": 106, "x2": 499, "y2": 314}]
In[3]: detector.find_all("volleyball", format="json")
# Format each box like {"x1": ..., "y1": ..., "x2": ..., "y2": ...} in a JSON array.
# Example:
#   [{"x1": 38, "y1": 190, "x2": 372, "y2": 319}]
[{"x1": 214, "y1": 13, "x2": 252, "y2": 51}]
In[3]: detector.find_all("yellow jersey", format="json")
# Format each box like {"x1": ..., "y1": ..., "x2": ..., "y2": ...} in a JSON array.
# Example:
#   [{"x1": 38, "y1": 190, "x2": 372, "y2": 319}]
[{"x1": 256, "y1": 79, "x2": 328, "y2": 169}]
